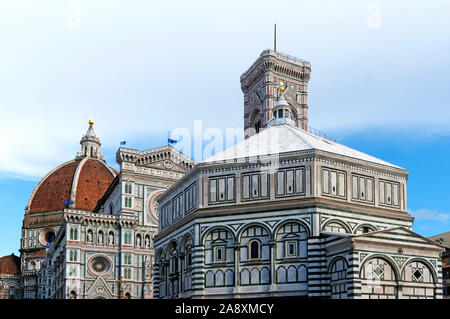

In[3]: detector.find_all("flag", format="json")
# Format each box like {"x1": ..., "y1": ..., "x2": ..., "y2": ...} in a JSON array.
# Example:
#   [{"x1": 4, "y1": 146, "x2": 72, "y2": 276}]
[
  {"x1": 168, "y1": 138, "x2": 178, "y2": 144},
  {"x1": 46, "y1": 243, "x2": 52, "y2": 248},
  {"x1": 120, "y1": 141, "x2": 126, "y2": 146},
  {"x1": 64, "y1": 200, "x2": 74, "y2": 205}
]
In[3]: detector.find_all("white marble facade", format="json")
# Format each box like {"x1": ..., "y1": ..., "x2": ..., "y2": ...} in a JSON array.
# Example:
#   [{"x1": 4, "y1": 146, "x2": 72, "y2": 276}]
[
  {"x1": 35, "y1": 146, "x2": 195, "y2": 299},
  {"x1": 153, "y1": 50, "x2": 445, "y2": 299}
]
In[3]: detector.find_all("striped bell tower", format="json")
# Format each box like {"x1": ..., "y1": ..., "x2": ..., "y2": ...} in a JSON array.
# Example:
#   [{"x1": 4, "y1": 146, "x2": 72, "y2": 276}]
[{"x1": 240, "y1": 50, "x2": 311, "y2": 139}]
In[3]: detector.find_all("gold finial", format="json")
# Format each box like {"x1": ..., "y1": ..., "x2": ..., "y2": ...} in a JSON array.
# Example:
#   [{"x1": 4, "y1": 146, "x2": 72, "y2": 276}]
[
  {"x1": 279, "y1": 81, "x2": 285, "y2": 93},
  {"x1": 88, "y1": 119, "x2": 94, "y2": 126}
]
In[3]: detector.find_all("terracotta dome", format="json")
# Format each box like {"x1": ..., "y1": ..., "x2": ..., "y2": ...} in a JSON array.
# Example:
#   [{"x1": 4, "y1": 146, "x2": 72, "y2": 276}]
[
  {"x1": 26, "y1": 121, "x2": 118, "y2": 214},
  {"x1": 0, "y1": 254, "x2": 21, "y2": 275},
  {"x1": 27, "y1": 158, "x2": 117, "y2": 213}
]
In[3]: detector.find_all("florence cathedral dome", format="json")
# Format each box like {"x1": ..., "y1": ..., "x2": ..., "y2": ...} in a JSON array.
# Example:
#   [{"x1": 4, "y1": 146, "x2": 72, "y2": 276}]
[
  {"x1": 26, "y1": 121, "x2": 117, "y2": 215},
  {"x1": 22, "y1": 121, "x2": 117, "y2": 245}
]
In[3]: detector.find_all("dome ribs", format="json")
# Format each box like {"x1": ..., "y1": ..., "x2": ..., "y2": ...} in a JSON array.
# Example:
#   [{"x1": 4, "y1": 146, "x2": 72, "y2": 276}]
[
  {"x1": 74, "y1": 160, "x2": 115, "y2": 211},
  {"x1": 28, "y1": 159, "x2": 115, "y2": 214},
  {"x1": 29, "y1": 161, "x2": 79, "y2": 213}
]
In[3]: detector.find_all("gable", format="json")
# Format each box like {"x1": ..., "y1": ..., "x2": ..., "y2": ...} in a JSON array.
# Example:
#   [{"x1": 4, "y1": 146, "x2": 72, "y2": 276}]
[
  {"x1": 354, "y1": 227, "x2": 446, "y2": 248},
  {"x1": 86, "y1": 276, "x2": 114, "y2": 299},
  {"x1": 142, "y1": 159, "x2": 189, "y2": 173}
]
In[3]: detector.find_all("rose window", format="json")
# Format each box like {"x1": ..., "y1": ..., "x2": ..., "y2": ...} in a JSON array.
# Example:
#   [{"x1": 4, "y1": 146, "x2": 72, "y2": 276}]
[{"x1": 90, "y1": 256, "x2": 111, "y2": 275}]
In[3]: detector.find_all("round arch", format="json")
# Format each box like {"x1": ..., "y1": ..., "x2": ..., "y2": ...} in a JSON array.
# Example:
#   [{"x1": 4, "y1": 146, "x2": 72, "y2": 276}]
[
  {"x1": 327, "y1": 256, "x2": 349, "y2": 273},
  {"x1": 180, "y1": 232, "x2": 194, "y2": 252},
  {"x1": 155, "y1": 248, "x2": 166, "y2": 264},
  {"x1": 166, "y1": 239, "x2": 179, "y2": 259},
  {"x1": 201, "y1": 225, "x2": 236, "y2": 245},
  {"x1": 249, "y1": 107, "x2": 263, "y2": 132},
  {"x1": 400, "y1": 257, "x2": 438, "y2": 283},
  {"x1": 272, "y1": 219, "x2": 311, "y2": 238},
  {"x1": 359, "y1": 254, "x2": 400, "y2": 281},
  {"x1": 237, "y1": 222, "x2": 272, "y2": 242},
  {"x1": 322, "y1": 219, "x2": 352, "y2": 234},
  {"x1": 354, "y1": 224, "x2": 378, "y2": 234},
  {"x1": 286, "y1": 101, "x2": 299, "y2": 121}
]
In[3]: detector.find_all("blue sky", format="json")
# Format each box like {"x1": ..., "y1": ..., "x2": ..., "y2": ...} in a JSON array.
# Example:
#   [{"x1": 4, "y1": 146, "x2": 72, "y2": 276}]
[{"x1": 0, "y1": 0, "x2": 449, "y2": 256}]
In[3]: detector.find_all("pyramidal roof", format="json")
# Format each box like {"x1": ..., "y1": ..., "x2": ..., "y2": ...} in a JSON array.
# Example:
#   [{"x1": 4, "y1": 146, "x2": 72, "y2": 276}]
[
  {"x1": 202, "y1": 124, "x2": 405, "y2": 170},
  {"x1": 84, "y1": 125, "x2": 97, "y2": 138}
]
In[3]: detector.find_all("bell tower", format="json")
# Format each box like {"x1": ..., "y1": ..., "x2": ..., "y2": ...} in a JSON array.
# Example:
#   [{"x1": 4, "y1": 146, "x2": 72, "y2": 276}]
[{"x1": 240, "y1": 50, "x2": 311, "y2": 138}]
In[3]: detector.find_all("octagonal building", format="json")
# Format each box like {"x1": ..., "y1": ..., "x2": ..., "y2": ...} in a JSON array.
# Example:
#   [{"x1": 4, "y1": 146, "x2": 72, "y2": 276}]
[{"x1": 153, "y1": 50, "x2": 445, "y2": 299}]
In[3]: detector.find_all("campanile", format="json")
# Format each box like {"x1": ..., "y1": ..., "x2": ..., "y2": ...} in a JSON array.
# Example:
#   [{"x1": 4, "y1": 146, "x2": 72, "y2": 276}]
[{"x1": 240, "y1": 50, "x2": 311, "y2": 138}]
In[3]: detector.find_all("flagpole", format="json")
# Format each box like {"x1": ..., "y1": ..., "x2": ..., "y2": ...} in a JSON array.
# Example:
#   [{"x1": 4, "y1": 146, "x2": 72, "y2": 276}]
[{"x1": 274, "y1": 23, "x2": 277, "y2": 52}]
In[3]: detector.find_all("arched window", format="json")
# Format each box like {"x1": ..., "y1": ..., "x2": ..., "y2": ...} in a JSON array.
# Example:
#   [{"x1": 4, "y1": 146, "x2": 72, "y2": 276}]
[
  {"x1": 329, "y1": 258, "x2": 348, "y2": 298},
  {"x1": 360, "y1": 257, "x2": 398, "y2": 298},
  {"x1": 124, "y1": 183, "x2": 132, "y2": 194},
  {"x1": 160, "y1": 257, "x2": 166, "y2": 277},
  {"x1": 125, "y1": 292, "x2": 131, "y2": 299},
  {"x1": 249, "y1": 240, "x2": 260, "y2": 259},
  {"x1": 323, "y1": 221, "x2": 349, "y2": 234},
  {"x1": 124, "y1": 232, "x2": 132, "y2": 245},
  {"x1": 124, "y1": 197, "x2": 132, "y2": 208},
  {"x1": 69, "y1": 265, "x2": 77, "y2": 276},
  {"x1": 69, "y1": 291, "x2": 77, "y2": 299},
  {"x1": 278, "y1": 109, "x2": 283, "y2": 118},
  {"x1": 109, "y1": 204, "x2": 113, "y2": 215},
  {"x1": 275, "y1": 222, "x2": 308, "y2": 260},
  {"x1": 8, "y1": 287, "x2": 16, "y2": 299},
  {"x1": 355, "y1": 225, "x2": 376, "y2": 234},
  {"x1": 186, "y1": 247, "x2": 192, "y2": 267},
  {"x1": 254, "y1": 119, "x2": 261, "y2": 133},
  {"x1": 170, "y1": 245, "x2": 178, "y2": 274},
  {"x1": 401, "y1": 260, "x2": 435, "y2": 298}
]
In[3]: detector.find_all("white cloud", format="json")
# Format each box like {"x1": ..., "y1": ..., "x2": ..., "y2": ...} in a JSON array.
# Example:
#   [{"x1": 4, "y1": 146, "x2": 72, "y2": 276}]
[
  {"x1": 408, "y1": 209, "x2": 450, "y2": 223},
  {"x1": 1, "y1": 1, "x2": 450, "y2": 179}
]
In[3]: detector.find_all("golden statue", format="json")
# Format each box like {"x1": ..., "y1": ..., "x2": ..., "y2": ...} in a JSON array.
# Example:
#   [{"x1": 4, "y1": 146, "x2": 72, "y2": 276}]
[{"x1": 279, "y1": 81, "x2": 286, "y2": 93}]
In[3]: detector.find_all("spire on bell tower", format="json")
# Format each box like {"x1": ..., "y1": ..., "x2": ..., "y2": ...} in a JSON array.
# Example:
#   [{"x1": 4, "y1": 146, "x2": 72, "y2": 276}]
[{"x1": 76, "y1": 119, "x2": 105, "y2": 161}]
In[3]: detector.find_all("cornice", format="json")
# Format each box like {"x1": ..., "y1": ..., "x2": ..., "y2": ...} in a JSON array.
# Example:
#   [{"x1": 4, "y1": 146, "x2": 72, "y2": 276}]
[
  {"x1": 198, "y1": 149, "x2": 407, "y2": 180},
  {"x1": 241, "y1": 50, "x2": 311, "y2": 92},
  {"x1": 155, "y1": 198, "x2": 413, "y2": 240},
  {"x1": 116, "y1": 145, "x2": 196, "y2": 169},
  {"x1": 63, "y1": 209, "x2": 138, "y2": 227}
]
